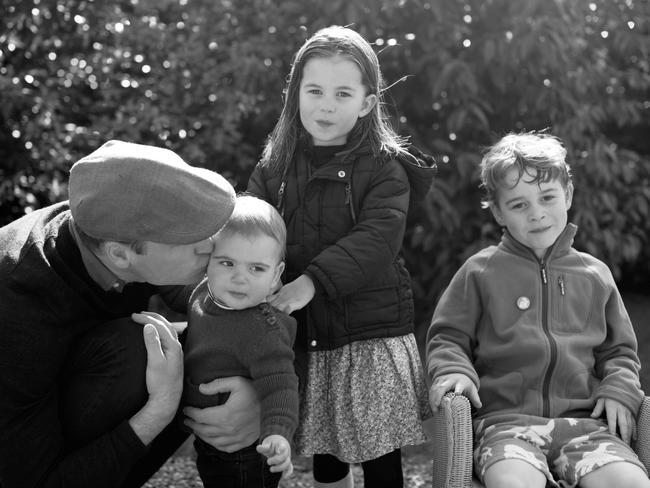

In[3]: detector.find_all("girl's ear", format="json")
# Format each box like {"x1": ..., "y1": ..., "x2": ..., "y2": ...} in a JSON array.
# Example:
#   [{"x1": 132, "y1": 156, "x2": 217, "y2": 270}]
[
  {"x1": 358, "y1": 93, "x2": 377, "y2": 118},
  {"x1": 102, "y1": 241, "x2": 134, "y2": 269}
]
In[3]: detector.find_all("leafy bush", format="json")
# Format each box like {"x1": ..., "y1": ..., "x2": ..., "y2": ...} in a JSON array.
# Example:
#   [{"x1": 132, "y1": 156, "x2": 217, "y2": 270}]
[{"x1": 2, "y1": 0, "x2": 649, "y2": 331}]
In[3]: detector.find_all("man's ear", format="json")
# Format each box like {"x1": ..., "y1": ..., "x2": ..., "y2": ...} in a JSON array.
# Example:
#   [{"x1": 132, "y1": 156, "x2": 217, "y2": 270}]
[
  {"x1": 101, "y1": 241, "x2": 134, "y2": 269},
  {"x1": 490, "y1": 202, "x2": 506, "y2": 227},
  {"x1": 358, "y1": 93, "x2": 377, "y2": 118}
]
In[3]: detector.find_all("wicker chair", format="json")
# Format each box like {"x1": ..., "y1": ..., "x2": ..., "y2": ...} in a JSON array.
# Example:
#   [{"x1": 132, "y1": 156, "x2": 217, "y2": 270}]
[{"x1": 431, "y1": 393, "x2": 650, "y2": 488}]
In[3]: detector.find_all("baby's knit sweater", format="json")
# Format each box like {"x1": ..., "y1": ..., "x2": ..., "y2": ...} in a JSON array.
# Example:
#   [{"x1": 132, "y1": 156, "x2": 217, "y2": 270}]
[{"x1": 183, "y1": 279, "x2": 299, "y2": 441}]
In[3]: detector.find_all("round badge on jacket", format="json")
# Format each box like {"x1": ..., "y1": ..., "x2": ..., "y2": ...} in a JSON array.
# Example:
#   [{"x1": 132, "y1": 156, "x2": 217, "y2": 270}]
[{"x1": 516, "y1": 296, "x2": 531, "y2": 310}]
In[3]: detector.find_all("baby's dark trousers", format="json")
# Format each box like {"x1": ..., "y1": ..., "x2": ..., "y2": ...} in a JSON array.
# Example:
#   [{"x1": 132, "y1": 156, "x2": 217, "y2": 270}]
[{"x1": 194, "y1": 437, "x2": 282, "y2": 488}]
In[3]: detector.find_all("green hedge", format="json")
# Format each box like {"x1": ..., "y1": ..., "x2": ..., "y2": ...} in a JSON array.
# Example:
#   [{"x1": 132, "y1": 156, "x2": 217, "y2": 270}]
[{"x1": 2, "y1": 0, "x2": 649, "y2": 330}]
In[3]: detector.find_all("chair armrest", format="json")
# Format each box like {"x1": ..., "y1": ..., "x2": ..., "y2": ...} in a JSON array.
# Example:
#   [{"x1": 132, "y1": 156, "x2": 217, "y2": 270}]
[
  {"x1": 633, "y1": 396, "x2": 650, "y2": 473},
  {"x1": 431, "y1": 392, "x2": 474, "y2": 488}
]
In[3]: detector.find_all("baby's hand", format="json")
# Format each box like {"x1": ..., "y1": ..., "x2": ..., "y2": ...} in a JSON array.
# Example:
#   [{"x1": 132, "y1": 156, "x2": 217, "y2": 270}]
[
  {"x1": 591, "y1": 397, "x2": 636, "y2": 445},
  {"x1": 429, "y1": 373, "x2": 481, "y2": 411},
  {"x1": 256, "y1": 434, "x2": 293, "y2": 479}
]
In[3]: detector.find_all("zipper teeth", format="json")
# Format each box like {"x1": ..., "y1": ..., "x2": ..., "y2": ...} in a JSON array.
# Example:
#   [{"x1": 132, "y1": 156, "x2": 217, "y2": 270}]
[
  {"x1": 540, "y1": 262, "x2": 556, "y2": 418},
  {"x1": 345, "y1": 183, "x2": 356, "y2": 223}
]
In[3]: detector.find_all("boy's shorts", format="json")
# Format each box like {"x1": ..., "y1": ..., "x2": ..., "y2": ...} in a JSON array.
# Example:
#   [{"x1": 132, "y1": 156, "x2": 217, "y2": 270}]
[{"x1": 474, "y1": 416, "x2": 646, "y2": 488}]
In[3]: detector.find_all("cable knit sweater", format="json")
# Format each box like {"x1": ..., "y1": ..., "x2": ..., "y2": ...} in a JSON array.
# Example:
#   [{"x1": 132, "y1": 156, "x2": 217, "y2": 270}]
[{"x1": 183, "y1": 279, "x2": 299, "y2": 441}]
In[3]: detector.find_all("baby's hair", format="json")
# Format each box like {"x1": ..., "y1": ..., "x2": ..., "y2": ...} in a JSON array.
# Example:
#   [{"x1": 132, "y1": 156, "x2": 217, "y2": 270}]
[
  {"x1": 260, "y1": 25, "x2": 408, "y2": 172},
  {"x1": 216, "y1": 194, "x2": 287, "y2": 261},
  {"x1": 480, "y1": 131, "x2": 572, "y2": 208}
]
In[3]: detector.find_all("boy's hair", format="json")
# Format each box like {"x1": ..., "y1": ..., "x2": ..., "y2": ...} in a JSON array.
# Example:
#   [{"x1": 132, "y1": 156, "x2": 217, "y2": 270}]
[
  {"x1": 260, "y1": 25, "x2": 408, "y2": 173},
  {"x1": 480, "y1": 131, "x2": 573, "y2": 208},
  {"x1": 216, "y1": 194, "x2": 287, "y2": 261}
]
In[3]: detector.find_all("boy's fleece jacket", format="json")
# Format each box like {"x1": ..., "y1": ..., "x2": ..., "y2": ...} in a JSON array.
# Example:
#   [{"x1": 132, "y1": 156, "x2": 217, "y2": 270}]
[{"x1": 426, "y1": 223, "x2": 643, "y2": 427}]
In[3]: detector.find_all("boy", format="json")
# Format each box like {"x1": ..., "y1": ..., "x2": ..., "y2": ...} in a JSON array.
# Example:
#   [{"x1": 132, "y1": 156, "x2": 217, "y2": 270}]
[
  {"x1": 426, "y1": 132, "x2": 649, "y2": 487},
  {"x1": 182, "y1": 194, "x2": 298, "y2": 488}
]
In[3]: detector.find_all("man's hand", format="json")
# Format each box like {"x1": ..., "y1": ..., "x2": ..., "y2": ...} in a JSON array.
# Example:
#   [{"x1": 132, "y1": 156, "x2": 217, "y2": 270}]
[
  {"x1": 429, "y1": 373, "x2": 481, "y2": 411},
  {"x1": 268, "y1": 274, "x2": 315, "y2": 314},
  {"x1": 257, "y1": 434, "x2": 293, "y2": 479},
  {"x1": 591, "y1": 397, "x2": 636, "y2": 445},
  {"x1": 183, "y1": 376, "x2": 261, "y2": 452},
  {"x1": 129, "y1": 311, "x2": 183, "y2": 445}
]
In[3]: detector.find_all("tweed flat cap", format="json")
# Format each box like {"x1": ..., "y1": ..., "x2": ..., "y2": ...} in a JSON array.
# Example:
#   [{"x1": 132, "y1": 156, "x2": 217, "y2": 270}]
[{"x1": 69, "y1": 140, "x2": 235, "y2": 244}]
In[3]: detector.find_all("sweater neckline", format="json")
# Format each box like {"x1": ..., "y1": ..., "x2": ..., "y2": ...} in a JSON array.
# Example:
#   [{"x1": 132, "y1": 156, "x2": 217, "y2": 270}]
[{"x1": 310, "y1": 144, "x2": 347, "y2": 168}]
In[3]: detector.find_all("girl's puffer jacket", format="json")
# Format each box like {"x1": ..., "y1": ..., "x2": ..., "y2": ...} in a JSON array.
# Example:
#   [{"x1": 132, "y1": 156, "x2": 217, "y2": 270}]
[{"x1": 248, "y1": 143, "x2": 435, "y2": 351}]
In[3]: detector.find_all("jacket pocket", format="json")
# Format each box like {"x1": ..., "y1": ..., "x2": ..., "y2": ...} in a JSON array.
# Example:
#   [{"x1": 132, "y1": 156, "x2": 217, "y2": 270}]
[
  {"x1": 344, "y1": 284, "x2": 401, "y2": 330},
  {"x1": 563, "y1": 369, "x2": 599, "y2": 413},
  {"x1": 550, "y1": 271, "x2": 594, "y2": 333},
  {"x1": 344, "y1": 262, "x2": 413, "y2": 331}
]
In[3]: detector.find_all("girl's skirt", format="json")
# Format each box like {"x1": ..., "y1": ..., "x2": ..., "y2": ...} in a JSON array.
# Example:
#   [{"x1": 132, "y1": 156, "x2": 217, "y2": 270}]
[{"x1": 294, "y1": 333, "x2": 432, "y2": 463}]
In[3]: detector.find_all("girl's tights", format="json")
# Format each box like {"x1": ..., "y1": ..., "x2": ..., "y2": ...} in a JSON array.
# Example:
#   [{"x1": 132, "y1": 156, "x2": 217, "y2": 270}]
[{"x1": 312, "y1": 450, "x2": 403, "y2": 488}]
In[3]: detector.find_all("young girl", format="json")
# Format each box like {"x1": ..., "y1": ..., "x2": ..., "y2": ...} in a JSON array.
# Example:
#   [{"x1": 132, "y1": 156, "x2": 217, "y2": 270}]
[{"x1": 247, "y1": 26, "x2": 435, "y2": 488}]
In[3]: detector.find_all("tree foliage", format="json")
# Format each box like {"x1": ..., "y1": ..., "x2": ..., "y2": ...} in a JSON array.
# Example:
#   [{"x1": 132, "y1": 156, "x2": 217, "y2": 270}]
[{"x1": 2, "y1": 0, "x2": 649, "y2": 330}]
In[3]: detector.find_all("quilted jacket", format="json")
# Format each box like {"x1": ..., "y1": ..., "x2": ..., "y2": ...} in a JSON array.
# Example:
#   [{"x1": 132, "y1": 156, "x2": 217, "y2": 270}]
[{"x1": 247, "y1": 142, "x2": 435, "y2": 351}]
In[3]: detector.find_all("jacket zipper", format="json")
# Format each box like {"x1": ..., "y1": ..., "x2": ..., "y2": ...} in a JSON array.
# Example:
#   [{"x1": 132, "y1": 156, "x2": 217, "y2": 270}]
[
  {"x1": 540, "y1": 262, "x2": 557, "y2": 418},
  {"x1": 344, "y1": 182, "x2": 356, "y2": 224}
]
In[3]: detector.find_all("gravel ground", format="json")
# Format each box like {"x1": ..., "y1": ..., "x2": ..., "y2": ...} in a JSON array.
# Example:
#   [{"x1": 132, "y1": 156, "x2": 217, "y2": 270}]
[{"x1": 143, "y1": 438, "x2": 434, "y2": 488}]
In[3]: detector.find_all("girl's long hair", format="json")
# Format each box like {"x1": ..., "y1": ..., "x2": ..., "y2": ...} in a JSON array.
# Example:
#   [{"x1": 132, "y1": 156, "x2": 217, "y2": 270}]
[{"x1": 260, "y1": 25, "x2": 408, "y2": 173}]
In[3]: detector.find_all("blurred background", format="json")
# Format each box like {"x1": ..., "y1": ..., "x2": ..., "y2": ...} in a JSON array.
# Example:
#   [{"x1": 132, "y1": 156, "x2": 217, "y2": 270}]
[{"x1": 1, "y1": 0, "x2": 649, "y2": 340}]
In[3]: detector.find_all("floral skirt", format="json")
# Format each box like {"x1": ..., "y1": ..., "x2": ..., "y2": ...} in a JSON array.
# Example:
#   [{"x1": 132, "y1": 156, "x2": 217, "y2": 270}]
[{"x1": 294, "y1": 334, "x2": 432, "y2": 463}]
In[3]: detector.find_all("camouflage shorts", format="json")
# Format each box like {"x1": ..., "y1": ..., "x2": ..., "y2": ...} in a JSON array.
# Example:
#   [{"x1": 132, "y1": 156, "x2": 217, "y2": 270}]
[{"x1": 474, "y1": 416, "x2": 646, "y2": 487}]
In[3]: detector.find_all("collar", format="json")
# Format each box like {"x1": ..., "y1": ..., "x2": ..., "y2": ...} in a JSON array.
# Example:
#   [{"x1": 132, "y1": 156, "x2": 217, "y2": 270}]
[
  {"x1": 501, "y1": 222, "x2": 577, "y2": 263},
  {"x1": 69, "y1": 222, "x2": 126, "y2": 292},
  {"x1": 206, "y1": 282, "x2": 235, "y2": 310}
]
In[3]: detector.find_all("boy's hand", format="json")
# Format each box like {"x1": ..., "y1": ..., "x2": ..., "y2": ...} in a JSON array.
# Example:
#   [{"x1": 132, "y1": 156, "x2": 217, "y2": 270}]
[
  {"x1": 429, "y1": 373, "x2": 481, "y2": 411},
  {"x1": 591, "y1": 397, "x2": 636, "y2": 444},
  {"x1": 268, "y1": 275, "x2": 315, "y2": 314},
  {"x1": 256, "y1": 434, "x2": 293, "y2": 479}
]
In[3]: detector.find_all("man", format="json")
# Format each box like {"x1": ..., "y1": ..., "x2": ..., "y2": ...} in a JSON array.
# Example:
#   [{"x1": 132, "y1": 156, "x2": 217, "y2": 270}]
[{"x1": 0, "y1": 140, "x2": 260, "y2": 488}]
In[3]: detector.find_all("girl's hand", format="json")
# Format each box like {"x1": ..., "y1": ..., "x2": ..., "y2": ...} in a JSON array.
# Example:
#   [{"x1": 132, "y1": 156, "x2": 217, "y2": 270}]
[
  {"x1": 591, "y1": 397, "x2": 636, "y2": 444},
  {"x1": 429, "y1": 373, "x2": 481, "y2": 411},
  {"x1": 257, "y1": 435, "x2": 293, "y2": 478},
  {"x1": 268, "y1": 275, "x2": 315, "y2": 314}
]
